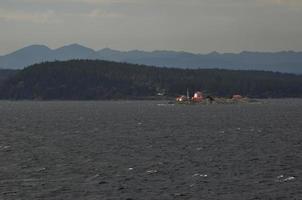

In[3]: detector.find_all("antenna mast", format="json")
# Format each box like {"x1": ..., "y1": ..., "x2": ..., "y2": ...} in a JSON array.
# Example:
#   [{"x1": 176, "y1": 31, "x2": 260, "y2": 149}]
[{"x1": 187, "y1": 88, "x2": 190, "y2": 101}]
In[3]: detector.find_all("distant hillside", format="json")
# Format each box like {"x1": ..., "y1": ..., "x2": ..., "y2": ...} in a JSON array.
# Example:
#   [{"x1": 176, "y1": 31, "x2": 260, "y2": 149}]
[
  {"x1": 1, "y1": 60, "x2": 302, "y2": 100},
  {"x1": 0, "y1": 44, "x2": 302, "y2": 74}
]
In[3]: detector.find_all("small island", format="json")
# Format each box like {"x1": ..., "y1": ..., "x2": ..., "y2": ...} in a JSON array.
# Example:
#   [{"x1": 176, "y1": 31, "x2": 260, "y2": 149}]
[{"x1": 0, "y1": 59, "x2": 302, "y2": 100}]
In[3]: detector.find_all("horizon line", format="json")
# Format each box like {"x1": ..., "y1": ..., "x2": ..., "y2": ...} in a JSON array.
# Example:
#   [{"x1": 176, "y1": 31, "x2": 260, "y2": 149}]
[{"x1": 1, "y1": 43, "x2": 302, "y2": 56}]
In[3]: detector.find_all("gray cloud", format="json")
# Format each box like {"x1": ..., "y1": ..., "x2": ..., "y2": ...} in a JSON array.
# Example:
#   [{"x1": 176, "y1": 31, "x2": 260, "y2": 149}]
[
  {"x1": 0, "y1": 0, "x2": 302, "y2": 54},
  {"x1": 0, "y1": 9, "x2": 61, "y2": 24}
]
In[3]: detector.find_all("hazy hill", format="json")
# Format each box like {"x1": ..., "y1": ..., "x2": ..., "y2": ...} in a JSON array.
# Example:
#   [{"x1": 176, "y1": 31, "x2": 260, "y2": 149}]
[
  {"x1": 1, "y1": 60, "x2": 302, "y2": 100},
  {"x1": 0, "y1": 44, "x2": 302, "y2": 74}
]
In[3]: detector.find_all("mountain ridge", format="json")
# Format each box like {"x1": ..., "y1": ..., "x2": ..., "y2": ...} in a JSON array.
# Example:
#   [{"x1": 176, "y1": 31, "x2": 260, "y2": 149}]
[{"x1": 1, "y1": 44, "x2": 302, "y2": 74}]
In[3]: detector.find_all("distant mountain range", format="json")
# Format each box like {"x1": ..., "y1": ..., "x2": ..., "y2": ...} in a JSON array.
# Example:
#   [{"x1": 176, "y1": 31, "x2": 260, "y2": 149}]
[{"x1": 1, "y1": 44, "x2": 302, "y2": 74}]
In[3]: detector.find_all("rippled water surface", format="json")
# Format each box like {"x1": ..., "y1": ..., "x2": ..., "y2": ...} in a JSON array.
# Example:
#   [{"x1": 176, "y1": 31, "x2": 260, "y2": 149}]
[{"x1": 0, "y1": 100, "x2": 302, "y2": 199}]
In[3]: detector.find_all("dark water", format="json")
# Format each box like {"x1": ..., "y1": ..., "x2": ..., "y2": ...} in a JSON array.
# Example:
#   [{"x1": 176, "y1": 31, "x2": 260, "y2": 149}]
[{"x1": 0, "y1": 100, "x2": 302, "y2": 199}]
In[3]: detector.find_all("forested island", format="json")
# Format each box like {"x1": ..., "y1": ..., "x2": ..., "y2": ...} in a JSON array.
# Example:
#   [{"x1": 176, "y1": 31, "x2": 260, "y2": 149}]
[
  {"x1": 0, "y1": 60, "x2": 302, "y2": 100},
  {"x1": 0, "y1": 69, "x2": 18, "y2": 84}
]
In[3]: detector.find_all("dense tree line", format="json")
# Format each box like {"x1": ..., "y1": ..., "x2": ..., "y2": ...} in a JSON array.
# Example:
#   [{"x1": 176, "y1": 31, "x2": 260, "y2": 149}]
[
  {"x1": 0, "y1": 60, "x2": 302, "y2": 100},
  {"x1": 0, "y1": 69, "x2": 19, "y2": 86}
]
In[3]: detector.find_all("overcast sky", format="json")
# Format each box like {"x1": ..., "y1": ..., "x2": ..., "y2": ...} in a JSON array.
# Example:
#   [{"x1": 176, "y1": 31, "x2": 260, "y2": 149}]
[{"x1": 0, "y1": 0, "x2": 302, "y2": 55}]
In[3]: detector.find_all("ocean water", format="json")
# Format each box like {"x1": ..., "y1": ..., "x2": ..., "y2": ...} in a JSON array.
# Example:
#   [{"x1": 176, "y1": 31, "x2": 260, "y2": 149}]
[{"x1": 0, "y1": 100, "x2": 301, "y2": 199}]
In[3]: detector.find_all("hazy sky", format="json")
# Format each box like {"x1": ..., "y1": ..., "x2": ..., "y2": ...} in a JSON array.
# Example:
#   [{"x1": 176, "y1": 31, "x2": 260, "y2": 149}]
[{"x1": 0, "y1": 0, "x2": 302, "y2": 55}]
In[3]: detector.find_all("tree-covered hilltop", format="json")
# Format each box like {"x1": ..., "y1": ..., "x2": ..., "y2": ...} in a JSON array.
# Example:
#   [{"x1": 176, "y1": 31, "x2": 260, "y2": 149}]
[{"x1": 0, "y1": 60, "x2": 302, "y2": 100}]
